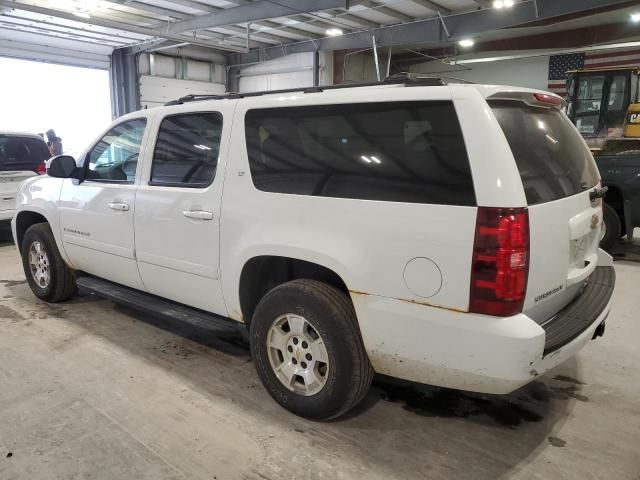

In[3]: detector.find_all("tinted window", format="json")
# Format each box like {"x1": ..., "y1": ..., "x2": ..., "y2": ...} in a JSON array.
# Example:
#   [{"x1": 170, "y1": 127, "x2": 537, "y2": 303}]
[
  {"x1": 0, "y1": 136, "x2": 50, "y2": 172},
  {"x1": 245, "y1": 101, "x2": 475, "y2": 205},
  {"x1": 490, "y1": 101, "x2": 599, "y2": 205},
  {"x1": 86, "y1": 118, "x2": 147, "y2": 182},
  {"x1": 150, "y1": 113, "x2": 222, "y2": 187}
]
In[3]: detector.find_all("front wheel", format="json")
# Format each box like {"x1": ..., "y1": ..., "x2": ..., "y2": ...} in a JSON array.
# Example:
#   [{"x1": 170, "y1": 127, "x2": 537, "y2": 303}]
[
  {"x1": 600, "y1": 203, "x2": 621, "y2": 252},
  {"x1": 250, "y1": 279, "x2": 373, "y2": 420},
  {"x1": 21, "y1": 223, "x2": 76, "y2": 302}
]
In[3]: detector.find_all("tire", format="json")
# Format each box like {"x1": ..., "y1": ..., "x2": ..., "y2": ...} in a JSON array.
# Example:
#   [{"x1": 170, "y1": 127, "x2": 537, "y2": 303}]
[
  {"x1": 21, "y1": 223, "x2": 76, "y2": 302},
  {"x1": 250, "y1": 279, "x2": 374, "y2": 420},
  {"x1": 600, "y1": 203, "x2": 621, "y2": 252}
]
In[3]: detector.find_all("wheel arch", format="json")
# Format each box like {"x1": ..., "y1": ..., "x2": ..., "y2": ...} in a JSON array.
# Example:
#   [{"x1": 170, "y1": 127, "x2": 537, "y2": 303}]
[
  {"x1": 238, "y1": 255, "x2": 350, "y2": 325},
  {"x1": 15, "y1": 210, "x2": 49, "y2": 250}
]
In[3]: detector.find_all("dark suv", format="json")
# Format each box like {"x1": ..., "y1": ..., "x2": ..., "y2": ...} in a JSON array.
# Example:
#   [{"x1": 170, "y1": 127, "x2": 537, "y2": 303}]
[{"x1": 0, "y1": 132, "x2": 50, "y2": 174}]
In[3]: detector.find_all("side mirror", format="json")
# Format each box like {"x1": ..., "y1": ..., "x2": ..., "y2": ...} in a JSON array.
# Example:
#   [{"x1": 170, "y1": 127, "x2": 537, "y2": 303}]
[{"x1": 47, "y1": 155, "x2": 78, "y2": 178}]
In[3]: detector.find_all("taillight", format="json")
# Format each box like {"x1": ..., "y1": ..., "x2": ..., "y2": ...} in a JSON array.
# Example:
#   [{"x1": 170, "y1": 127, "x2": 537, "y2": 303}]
[
  {"x1": 533, "y1": 92, "x2": 563, "y2": 109},
  {"x1": 470, "y1": 207, "x2": 529, "y2": 316},
  {"x1": 35, "y1": 162, "x2": 46, "y2": 175}
]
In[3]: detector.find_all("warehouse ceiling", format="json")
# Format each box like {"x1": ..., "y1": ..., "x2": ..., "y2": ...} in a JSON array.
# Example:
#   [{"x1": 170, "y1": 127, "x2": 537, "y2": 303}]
[{"x1": 0, "y1": 0, "x2": 636, "y2": 69}]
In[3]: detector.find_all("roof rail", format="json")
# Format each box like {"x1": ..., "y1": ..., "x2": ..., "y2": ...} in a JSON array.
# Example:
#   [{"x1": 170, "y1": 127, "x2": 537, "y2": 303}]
[{"x1": 164, "y1": 73, "x2": 454, "y2": 106}]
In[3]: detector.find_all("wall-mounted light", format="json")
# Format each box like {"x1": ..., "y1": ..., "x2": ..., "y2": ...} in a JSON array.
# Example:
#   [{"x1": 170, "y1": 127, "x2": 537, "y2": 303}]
[
  {"x1": 326, "y1": 28, "x2": 343, "y2": 36},
  {"x1": 458, "y1": 39, "x2": 475, "y2": 48}
]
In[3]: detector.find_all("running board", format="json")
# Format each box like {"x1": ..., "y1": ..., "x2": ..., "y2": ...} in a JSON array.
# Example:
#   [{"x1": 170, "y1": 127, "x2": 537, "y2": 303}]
[{"x1": 76, "y1": 275, "x2": 242, "y2": 334}]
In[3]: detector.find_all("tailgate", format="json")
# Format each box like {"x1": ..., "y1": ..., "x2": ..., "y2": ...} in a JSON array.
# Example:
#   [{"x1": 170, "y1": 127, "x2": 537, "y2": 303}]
[
  {"x1": 490, "y1": 98, "x2": 602, "y2": 323},
  {"x1": 0, "y1": 171, "x2": 36, "y2": 211},
  {"x1": 526, "y1": 190, "x2": 602, "y2": 322}
]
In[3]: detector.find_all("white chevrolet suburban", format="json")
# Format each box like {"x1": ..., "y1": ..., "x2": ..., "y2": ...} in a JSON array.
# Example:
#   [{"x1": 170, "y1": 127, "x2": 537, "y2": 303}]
[{"x1": 12, "y1": 76, "x2": 615, "y2": 420}]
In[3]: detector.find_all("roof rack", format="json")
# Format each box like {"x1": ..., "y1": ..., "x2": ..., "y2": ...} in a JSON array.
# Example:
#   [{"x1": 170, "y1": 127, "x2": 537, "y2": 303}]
[{"x1": 164, "y1": 73, "x2": 460, "y2": 106}]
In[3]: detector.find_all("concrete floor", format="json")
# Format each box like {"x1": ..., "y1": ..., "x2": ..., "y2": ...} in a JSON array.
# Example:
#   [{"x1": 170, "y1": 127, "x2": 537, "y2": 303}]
[{"x1": 0, "y1": 223, "x2": 639, "y2": 480}]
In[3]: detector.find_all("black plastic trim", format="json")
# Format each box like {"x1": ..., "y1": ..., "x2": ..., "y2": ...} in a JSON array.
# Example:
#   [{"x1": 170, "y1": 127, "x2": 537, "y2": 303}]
[
  {"x1": 542, "y1": 266, "x2": 615, "y2": 355},
  {"x1": 76, "y1": 275, "x2": 242, "y2": 334}
]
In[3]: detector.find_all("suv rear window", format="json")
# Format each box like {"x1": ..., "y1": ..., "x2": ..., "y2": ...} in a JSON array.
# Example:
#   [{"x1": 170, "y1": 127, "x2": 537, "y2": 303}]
[
  {"x1": 245, "y1": 101, "x2": 475, "y2": 206},
  {"x1": 0, "y1": 135, "x2": 50, "y2": 172},
  {"x1": 490, "y1": 101, "x2": 599, "y2": 205}
]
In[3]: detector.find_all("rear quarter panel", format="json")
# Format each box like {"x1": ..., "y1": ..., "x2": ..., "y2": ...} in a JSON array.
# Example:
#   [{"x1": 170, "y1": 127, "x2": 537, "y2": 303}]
[{"x1": 220, "y1": 86, "x2": 486, "y2": 321}]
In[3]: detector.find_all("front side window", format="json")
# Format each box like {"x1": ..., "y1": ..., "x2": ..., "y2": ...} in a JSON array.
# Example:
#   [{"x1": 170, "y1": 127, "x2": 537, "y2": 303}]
[
  {"x1": 86, "y1": 118, "x2": 147, "y2": 182},
  {"x1": 150, "y1": 112, "x2": 222, "y2": 187},
  {"x1": 244, "y1": 101, "x2": 475, "y2": 206}
]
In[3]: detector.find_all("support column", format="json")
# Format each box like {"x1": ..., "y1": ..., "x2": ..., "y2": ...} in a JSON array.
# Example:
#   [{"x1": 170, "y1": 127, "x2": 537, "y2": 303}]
[{"x1": 109, "y1": 47, "x2": 140, "y2": 118}]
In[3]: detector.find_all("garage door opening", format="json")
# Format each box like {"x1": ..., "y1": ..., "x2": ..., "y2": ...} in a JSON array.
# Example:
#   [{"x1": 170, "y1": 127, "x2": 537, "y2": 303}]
[{"x1": 0, "y1": 57, "x2": 111, "y2": 158}]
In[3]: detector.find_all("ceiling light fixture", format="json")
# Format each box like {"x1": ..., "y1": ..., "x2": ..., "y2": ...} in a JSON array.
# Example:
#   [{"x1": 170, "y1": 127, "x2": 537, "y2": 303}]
[
  {"x1": 631, "y1": 12, "x2": 640, "y2": 23},
  {"x1": 458, "y1": 39, "x2": 475, "y2": 48},
  {"x1": 493, "y1": 0, "x2": 513, "y2": 8},
  {"x1": 326, "y1": 28, "x2": 343, "y2": 36}
]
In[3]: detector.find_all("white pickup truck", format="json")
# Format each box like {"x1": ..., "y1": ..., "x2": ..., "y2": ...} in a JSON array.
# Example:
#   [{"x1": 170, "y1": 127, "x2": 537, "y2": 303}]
[{"x1": 12, "y1": 77, "x2": 615, "y2": 420}]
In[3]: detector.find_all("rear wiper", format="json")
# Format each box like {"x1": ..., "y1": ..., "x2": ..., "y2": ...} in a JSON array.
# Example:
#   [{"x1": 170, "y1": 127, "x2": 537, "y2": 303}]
[{"x1": 589, "y1": 186, "x2": 608, "y2": 201}]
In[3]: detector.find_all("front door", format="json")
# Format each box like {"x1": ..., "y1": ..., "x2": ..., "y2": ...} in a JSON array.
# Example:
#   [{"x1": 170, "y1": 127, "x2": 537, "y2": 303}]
[
  {"x1": 134, "y1": 109, "x2": 229, "y2": 315},
  {"x1": 59, "y1": 117, "x2": 149, "y2": 290}
]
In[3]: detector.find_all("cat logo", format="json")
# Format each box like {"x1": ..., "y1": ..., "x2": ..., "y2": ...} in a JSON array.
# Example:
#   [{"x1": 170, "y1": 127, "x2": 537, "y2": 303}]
[
  {"x1": 591, "y1": 214, "x2": 599, "y2": 230},
  {"x1": 630, "y1": 113, "x2": 640, "y2": 124}
]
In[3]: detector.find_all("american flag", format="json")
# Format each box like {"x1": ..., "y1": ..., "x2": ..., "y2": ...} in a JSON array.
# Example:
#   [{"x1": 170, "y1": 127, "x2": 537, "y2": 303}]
[{"x1": 548, "y1": 47, "x2": 640, "y2": 96}]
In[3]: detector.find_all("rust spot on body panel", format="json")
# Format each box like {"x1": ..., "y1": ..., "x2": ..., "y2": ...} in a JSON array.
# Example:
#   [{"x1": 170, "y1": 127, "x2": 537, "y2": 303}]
[{"x1": 349, "y1": 290, "x2": 468, "y2": 314}]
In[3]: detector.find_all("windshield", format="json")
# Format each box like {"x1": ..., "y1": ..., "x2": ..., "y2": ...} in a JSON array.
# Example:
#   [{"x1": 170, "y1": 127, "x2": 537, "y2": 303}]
[
  {"x1": 490, "y1": 101, "x2": 599, "y2": 205},
  {"x1": 0, "y1": 135, "x2": 50, "y2": 172}
]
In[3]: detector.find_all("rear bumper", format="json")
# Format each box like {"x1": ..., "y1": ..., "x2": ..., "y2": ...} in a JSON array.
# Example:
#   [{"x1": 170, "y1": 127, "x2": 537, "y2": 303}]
[{"x1": 353, "y1": 266, "x2": 615, "y2": 394}]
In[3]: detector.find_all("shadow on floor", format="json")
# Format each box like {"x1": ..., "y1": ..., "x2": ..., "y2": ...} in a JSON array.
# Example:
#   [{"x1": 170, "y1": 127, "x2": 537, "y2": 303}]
[{"x1": 0, "y1": 222, "x2": 14, "y2": 247}]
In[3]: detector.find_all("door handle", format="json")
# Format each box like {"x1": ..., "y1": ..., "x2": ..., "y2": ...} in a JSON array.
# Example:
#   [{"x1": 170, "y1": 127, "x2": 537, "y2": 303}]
[
  {"x1": 108, "y1": 202, "x2": 130, "y2": 212},
  {"x1": 183, "y1": 210, "x2": 214, "y2": 220}
]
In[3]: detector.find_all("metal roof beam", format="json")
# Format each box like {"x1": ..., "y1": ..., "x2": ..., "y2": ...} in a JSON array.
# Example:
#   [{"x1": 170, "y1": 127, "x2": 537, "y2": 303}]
[
  {"x1": 227, "y1": 0, "x2": 631, "y2": 64},
  {"x1": 168, "y1": 0, "x2": 363, "y2": 34},
  {"x1": 359, "y1": 1, "x2": 414, "y2": 22},
  {"x1": 408, "y1": 0, "x2": 452, "y2": 15},
  {"x1": 0, "y1": 0, "x2": 246, "y2": 52},
  {"x1": 321, "y1": 10, "x2": 380, "y2": 30}
]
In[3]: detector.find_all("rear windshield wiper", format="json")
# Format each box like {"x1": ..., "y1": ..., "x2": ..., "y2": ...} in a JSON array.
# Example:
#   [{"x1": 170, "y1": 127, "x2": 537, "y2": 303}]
[{"x1": 589, "y1": 186, "x2": 608, "y2": 201}]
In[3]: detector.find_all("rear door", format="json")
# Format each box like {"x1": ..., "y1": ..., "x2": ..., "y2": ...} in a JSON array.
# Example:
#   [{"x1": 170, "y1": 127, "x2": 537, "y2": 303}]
[
  {"x1": 490, "y1": 99, "x2": 602, "y2": 323},
  {"x1": 134, "y1": 107, "x2": 230, "y2": 315}
]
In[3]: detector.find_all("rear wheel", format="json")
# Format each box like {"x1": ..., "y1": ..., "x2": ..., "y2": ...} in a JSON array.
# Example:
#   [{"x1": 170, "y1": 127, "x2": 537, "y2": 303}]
[
  {"x1": 21, "y1": 223, "x2": 76, "y2": 302},
  {"x1": 250, "y1": 279, "x2": 373, "y2": 420},
  {"x1": 600, "y1": 203, "x2": 621, "y2": 252}
]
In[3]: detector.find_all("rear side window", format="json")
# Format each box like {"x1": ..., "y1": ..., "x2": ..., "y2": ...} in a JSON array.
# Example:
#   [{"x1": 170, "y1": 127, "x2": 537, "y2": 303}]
[
  {"x1": 244, "y1": 101, "x2": 475, "y2": 205},
  {"x1": 0, "y1": 136, "x2": 49, "y2": 172},
  {"x1": 150, "y1": 112, "x2": 222, "y2": 187},
  {"x1": 490, "y1": 101, "x2": 599, "y2": 205}
]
